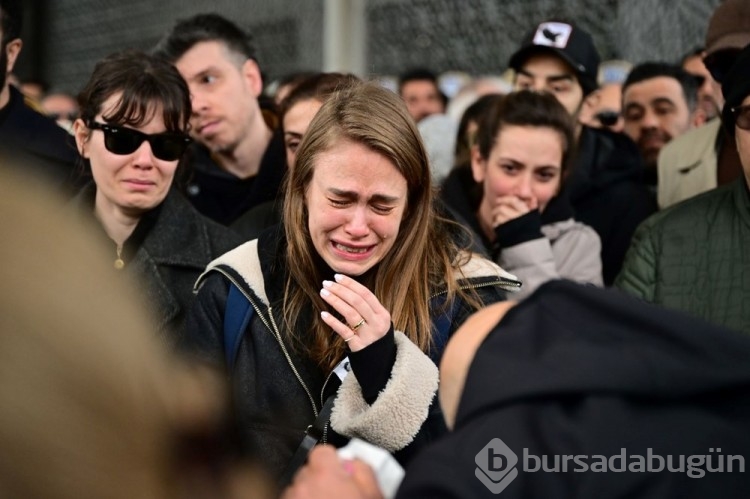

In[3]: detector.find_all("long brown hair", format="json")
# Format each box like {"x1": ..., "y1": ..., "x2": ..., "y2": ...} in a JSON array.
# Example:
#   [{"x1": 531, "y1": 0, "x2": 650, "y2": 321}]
[{"x1": 283, "y1": 82, "x2": 480, "y2": 371}]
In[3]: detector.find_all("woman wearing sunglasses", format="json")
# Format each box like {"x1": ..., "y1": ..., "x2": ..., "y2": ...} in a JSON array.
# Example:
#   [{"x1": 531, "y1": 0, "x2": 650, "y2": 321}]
[
  {"x1": 441, "y1": 90, "x2": 603, "y2": 299},
  {"x1": 71, "y1": 50, "x2": 242, "y2": 341}
]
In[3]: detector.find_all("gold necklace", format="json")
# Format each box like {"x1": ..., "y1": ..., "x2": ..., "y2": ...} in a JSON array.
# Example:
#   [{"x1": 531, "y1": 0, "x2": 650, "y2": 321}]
[{"x1": 114, "y1": 245, "x2": 125, "y2": 270}]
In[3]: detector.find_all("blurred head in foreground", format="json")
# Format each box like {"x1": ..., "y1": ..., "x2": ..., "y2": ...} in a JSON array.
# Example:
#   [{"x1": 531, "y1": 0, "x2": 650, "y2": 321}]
[{"x1": 0, "y1": 168, "x2": 273, "y2": 499}]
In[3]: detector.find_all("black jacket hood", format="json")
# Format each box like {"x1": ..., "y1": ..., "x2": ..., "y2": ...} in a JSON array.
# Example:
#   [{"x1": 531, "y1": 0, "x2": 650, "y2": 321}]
[
  {"x1": 457, "y1": 280, "x2": 750, "y2": 427},
  {"x1": 568, "y1": 126, "x2": 647, "y2": 200},
  {"x1": 397, "y1": 280, "x2": 750, "y2": 498}
]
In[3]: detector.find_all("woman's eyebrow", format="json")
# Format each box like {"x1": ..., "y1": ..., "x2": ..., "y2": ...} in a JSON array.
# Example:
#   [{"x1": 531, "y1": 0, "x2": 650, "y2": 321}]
[{"x1": 327, "y1": 187, "x2": 401, "y2": 203}]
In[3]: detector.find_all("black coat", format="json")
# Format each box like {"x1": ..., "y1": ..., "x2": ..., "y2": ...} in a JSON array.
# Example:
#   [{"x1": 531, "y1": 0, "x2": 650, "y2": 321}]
[
  {"x1": 176, "y1": 128, "x2": 287, "y2": 226},
  {"x1": 72, "y1": 184, "x2": 243, "y2": 341},
  {"x1": 397, "y1": 280, "x2": 750, "y2": 498},
  {"x1": 0, "y1": 86, "x2": 81, "y2": 195},
  {"x1": 567, "y1": 127, "x2": 657, "y2": 285}
]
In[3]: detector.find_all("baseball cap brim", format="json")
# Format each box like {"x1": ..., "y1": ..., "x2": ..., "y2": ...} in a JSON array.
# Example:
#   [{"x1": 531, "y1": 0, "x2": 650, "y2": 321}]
[
  {"x1": 706, "y1": 33, "x2": 750, "y2": 57},
  {"x1": 509, "y1": 45, "x2": 586, "y2": 76},
  {"x1": 508, "y1": 45, "x2": 596, "y2": 94}
]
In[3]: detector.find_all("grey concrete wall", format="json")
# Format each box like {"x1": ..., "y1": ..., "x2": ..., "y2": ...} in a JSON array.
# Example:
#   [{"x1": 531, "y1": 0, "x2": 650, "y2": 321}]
[
  {"x1": 366, "y1": 0, "x2": 720, "y2": 76},
  {"x1": 28, "y1": 0, "x2": 720, "y2": 95},
  {"x1": 40, "y1": 0, "x2": 325, "y2": 94}
]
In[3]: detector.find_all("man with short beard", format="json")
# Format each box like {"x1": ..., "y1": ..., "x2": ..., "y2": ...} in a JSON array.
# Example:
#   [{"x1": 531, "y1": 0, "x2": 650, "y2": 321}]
[
  {"x1": 0, "y1": 0, "x2": 79, "y2": 194},
  {"x1": 657, "y1": 0, "x2": 750, "y2": 209},
  {"x1": 621, "y1": 63, "x2": 704, "y2": 188}
]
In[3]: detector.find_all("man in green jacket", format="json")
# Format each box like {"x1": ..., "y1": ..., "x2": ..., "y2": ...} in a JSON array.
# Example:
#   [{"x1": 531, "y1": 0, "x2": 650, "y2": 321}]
[{"x1": 615, "y1": 44, "x2": 750, "y2": 334}]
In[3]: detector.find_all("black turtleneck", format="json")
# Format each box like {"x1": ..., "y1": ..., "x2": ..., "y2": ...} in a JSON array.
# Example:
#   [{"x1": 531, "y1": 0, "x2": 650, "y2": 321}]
[{"x1": 312, "y1": 248, "x2": 397, "y2": 405}]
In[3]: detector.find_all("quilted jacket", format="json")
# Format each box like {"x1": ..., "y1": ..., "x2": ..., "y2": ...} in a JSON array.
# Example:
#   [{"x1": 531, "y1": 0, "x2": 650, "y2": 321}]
[{"x1": 615, "y1": 177, "x2": 750, "y2": 334}]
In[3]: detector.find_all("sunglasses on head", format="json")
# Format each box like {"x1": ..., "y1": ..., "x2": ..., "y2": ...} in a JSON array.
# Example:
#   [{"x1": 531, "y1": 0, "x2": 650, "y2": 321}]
[
  {"x1": 703, "y1": 48, "x2": 741, "y2": 84},
  {"x1": 594, "y1": 110, "x2": 621, "y2": 128},
  {"x1": 86, "y1": 120, "x2": 191, "y2": 161},
  {"x1": 731, "y1": 105, "x2": 750, "y2": 131}
]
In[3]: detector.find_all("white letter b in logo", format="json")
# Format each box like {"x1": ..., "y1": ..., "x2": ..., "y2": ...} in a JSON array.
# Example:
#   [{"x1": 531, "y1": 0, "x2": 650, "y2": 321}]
[{"x1": 475, "y1": 438, "x2": 519, "y2": 494}]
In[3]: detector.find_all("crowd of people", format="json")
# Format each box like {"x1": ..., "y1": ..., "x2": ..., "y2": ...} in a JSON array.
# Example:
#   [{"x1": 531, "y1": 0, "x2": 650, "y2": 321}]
[{"x1": 3, "y1": 0, "x2": 750, "y2": 496}]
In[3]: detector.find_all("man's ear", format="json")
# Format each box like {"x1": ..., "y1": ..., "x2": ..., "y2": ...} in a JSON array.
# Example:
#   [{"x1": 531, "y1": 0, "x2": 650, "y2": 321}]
[
  {"x1": 470, "y1": 145, "x2": 486, "y2": 184},
  {"x1": 5, "y1": 38, "x2": 22, "y2": 75},
  {"x1": 242, "y1": 59, "x2": 264, "y2": 98},
  {"x1": 691, "y1": 106, "x2": 707, "y2": 128}
]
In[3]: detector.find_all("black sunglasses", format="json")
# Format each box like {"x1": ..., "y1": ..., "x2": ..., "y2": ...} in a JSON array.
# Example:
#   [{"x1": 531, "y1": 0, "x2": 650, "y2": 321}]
[
  {"x1": 594, "y1": 110, "x2": 621, "y2": 128},
  {"x1": 86, "y1": 121, "x2": 191, "y2": 161},
  {"x1": 703, "y1": 48, "x2": 741, "y2": 84},
  {"x1": 731, "y1": 105, "x2": 750, "y2": 131}
]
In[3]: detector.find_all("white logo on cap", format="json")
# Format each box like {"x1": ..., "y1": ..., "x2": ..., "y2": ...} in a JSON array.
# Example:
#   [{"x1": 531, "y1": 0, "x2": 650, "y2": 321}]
[{"x1": 532, "y1": 22, "x2": 573, "y2": 49}]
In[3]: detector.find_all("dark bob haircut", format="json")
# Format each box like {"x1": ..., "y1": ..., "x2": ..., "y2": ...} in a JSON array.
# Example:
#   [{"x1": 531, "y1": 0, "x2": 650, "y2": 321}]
[{"x1": 77, "y1": 50, "x2": 191, "y2": 134}]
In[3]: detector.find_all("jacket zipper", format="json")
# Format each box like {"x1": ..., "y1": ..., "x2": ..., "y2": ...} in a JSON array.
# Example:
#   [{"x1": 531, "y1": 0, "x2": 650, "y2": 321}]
[
  {"x1": 212, "y1": 271, "x2": 519, "y2": 437},
  {"x1": 430, "y1": 276, "x2": 522, "y2": 299},
  {"x1": 318, "y1": 370, "x2": 337, "y2": 444},
  {"x1": 268, "y1": 308, "x2": 319, "y2": 418},
  {"x1": 212, "y1": 269, "x2": 319, "y2": 418}
]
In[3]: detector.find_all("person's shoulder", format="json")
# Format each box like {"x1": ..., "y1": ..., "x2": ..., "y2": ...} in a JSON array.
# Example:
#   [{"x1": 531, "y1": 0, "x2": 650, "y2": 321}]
[
  {"x1": 1, "y1": 91, "x2": 77, "y2": 162},
  {"x1": 230, "y1": 200, "x2": 281, "y2": 241},
  {"x1": 201, "y1": 238, "x2": 261, "y2": 282},
  {"x1": 4, "y1": 89, "x2": 70, "y2": 137},
  {"x1": 581, "y1": 125, "x2": 638, "y2": 151},
  {"x1": 455, "y1": 251, "x2": 521, "y2": 287},
  {"x1": 201, "y1": 214, "x2": 245, "y2": 250},
  {"x1": 180, "y1": 142, "x2": 231, "y2": 177},
  {"x1": 664, "y1": 181, "x2": 735, "y2": 214},
  {"x1": 660, "y1": 119, "x2": 721, "y2": 159},
  {"x1": 160, "y1": 189, "x2": 244, "y2": 250},
  {"x1": 640, "y1": 182, "x2": 737, "y2": 234},
  {"x1": 577, "y1": 126, "x2": 645, "y2": 180},
  {"x1": 543, "y1": 217, "x2": 600, "y2": 243}
]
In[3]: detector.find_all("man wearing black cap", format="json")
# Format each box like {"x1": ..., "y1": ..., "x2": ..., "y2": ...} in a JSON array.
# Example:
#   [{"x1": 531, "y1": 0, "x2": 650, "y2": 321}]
[
  {"x1": 658, "y1": 0, "x2": 750, "y2": 209},
  {"x1": 616, "y1": 42, "x2": 750, "y2": 335},
  {"x1": 510, "y1": 21, "x2": 599, "y2": 116},
  {"x1": 508, "y1": 20, "x2": 656, "y2": 286}
]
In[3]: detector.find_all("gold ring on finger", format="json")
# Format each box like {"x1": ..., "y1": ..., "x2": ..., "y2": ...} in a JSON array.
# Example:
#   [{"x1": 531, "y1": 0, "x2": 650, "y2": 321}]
[{"x1": 349, "y1": 318, "x2": 366, "y2": 331}]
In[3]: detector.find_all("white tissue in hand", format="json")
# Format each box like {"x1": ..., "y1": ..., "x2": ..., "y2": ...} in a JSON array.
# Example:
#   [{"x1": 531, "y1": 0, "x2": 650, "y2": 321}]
[{"x1": 337, "y1": 438, "x2": 405, "y2": 499}]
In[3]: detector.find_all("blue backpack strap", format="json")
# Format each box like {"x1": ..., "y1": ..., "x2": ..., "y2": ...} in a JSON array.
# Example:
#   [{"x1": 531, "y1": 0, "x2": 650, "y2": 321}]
[
  {"x1": 223, "y1": 282, "x2": 255, "y2": 373},
  {"x1": 429, "y1": 294, "x2": 458, "y2": 363}
]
